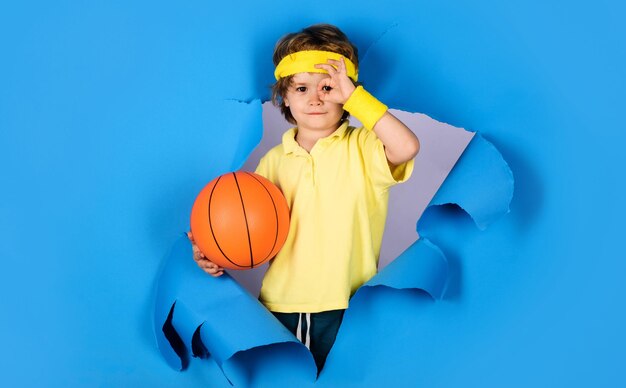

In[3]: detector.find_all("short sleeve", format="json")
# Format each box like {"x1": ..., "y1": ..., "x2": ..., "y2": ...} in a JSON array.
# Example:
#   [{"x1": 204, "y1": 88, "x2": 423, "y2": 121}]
[
  {"x1": 254, "y1": 154, "x2": 272, "y2": 181},
  {"x1": 358, "y1": 127, "x2": 414, "y2": 190},
  {"x1": 254, "y1": 155, "x2": 270, "y2": 179}
]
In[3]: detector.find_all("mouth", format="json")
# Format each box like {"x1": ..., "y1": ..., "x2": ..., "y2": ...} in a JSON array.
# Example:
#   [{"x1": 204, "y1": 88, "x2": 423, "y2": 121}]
[{"x1": 306, "y1": 112, "x2": 326, "y2": 115}]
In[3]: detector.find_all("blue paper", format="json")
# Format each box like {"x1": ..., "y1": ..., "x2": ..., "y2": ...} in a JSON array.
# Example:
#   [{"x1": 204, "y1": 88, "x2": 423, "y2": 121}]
[
  {"x1": 8, "y1": 1, "x2": 622, "y2": 385},
  {"x1": 426, "y1": 134, "x2": 514, "y2": 231},
  {"x1": 154, "y1": 235, "x2": 316, "y2": 386}
]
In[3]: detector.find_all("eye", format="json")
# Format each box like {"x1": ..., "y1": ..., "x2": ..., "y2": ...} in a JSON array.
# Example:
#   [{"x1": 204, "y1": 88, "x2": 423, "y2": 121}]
[
  {"x1": 322, "y1": 85, "x2": 332, "y2": 92},
  {"x1": 295, "y1": 86, "x2": 307, "y2": 92}
]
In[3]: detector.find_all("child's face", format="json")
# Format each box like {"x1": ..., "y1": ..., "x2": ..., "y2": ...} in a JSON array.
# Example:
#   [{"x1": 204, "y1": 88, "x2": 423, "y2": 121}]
[{"x1": 284, "y1": 72, "x2": 344, "y2": 133}]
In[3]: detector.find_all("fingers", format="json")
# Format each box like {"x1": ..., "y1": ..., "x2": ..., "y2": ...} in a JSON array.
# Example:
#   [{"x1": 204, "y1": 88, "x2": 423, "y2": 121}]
[
  {"x1": 188, "y1": 235, "x2": 225, "y2": 277},
  {"x1": 196, "y1": 258, "x2": 225, "y2": 276},
  {"x1": 317, "y1": 78, "x2": 332, "y2": 94},
  {"x1": 314, "y1": 58, "x2": 351, "y2": 102},
  {"x1": 314, "y1": 62, "x2": 339, "y2": 77},
  {"x1": 314, "y1": 58, "x2": 346, "y2": 75},
  {"x1": 191, "y1": 242, "x2": 204, "y2": 262},
  {"x1": 328, "y1": 58, "x2": 346, "y2": 72}
]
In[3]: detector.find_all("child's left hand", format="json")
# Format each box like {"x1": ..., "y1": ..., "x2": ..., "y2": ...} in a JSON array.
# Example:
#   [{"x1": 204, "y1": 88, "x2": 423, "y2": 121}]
[{"x1": 314, "y1": 58, "x2": 356, "y2": 105}]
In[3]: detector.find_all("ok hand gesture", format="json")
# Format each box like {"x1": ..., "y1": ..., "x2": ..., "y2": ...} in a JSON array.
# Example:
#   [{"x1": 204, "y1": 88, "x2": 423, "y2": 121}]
[{"x1": 314, "y1": 58, "x2": 356, "y2": 105}]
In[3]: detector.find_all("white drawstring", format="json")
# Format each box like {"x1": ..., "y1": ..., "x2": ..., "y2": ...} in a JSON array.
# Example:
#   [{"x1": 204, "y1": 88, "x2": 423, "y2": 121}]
[{"x1": 295, "y1": 313, "x2": 312, "y2": 349}]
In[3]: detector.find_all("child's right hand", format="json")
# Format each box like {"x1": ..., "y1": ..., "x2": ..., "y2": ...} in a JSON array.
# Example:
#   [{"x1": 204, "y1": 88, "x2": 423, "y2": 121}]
[{"x1": 187, "y1": 231, "x2": 224, "y2": 277}]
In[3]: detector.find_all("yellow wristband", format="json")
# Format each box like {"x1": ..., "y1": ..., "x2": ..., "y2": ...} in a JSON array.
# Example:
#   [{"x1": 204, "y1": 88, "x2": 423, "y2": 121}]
[{"x1": 343, "y1": 86, "x2": 388, "y2": 130}]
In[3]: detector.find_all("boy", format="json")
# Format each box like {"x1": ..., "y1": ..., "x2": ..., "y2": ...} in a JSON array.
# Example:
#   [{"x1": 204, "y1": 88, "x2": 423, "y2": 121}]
[{"x1": 189, "y1": 24, "x2": 419, "y2": 373}]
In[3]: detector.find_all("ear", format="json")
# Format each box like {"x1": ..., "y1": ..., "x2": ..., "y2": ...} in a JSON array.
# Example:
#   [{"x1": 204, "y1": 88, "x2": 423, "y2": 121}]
[{"x1": 283, "y1": 97, "x2": 289, "y2": 107}]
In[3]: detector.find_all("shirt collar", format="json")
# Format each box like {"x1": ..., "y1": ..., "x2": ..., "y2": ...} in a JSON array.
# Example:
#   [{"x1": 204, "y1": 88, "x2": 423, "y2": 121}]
[{"x1": 282, "y1": 120, "x2": 351, "y2": 155}]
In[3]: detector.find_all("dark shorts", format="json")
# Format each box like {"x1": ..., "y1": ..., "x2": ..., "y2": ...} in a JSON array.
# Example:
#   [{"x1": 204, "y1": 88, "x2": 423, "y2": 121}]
[{"x1": 272, "y1": 309, "x2": 345, "y2": 373}]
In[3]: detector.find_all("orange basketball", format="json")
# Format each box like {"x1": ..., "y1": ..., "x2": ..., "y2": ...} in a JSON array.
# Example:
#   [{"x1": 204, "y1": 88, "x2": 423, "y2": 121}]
[{"x1": 190, "y1": 171, "x2": 290, "y2": 270}]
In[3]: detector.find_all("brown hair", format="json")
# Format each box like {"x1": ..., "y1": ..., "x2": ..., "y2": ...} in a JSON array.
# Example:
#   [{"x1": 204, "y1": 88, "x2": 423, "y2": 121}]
[{"x1": 271, "y1": 24, "x2": 359, "y2": 124}]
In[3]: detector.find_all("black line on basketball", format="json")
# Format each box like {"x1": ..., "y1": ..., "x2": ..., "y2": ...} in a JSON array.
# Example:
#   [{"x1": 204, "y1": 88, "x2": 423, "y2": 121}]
[
  {"x1": 208, "y1": 175, "x2": 246, "y2": 268},
  {"x1": 245, "y1": 172, "x2": 279, "y2": 265},
  {"x1": 233, "y1": 172, "x2": 254, "y2": 268}
]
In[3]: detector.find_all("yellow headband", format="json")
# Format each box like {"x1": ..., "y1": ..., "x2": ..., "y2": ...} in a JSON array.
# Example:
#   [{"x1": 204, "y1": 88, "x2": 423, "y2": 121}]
[{"x1": 274, "y1": 50, "x2": 358, "y2": 82}]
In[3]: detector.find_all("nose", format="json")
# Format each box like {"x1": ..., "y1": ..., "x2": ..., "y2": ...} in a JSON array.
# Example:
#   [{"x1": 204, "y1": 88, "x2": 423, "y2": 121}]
[{"x1": 308, "y1": 90, "x2": 322, "y2": 106}]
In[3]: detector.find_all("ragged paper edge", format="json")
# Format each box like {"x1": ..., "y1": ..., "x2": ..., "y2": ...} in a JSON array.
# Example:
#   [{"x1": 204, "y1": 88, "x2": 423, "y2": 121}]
[
  {"x1": 426, "y1": 133, "x2": 514, "y2": 231},
  {"x1": 353, "y1": 132, "x2": 514, "y2": 302},
  {"x1": 153, "y1": 235, "x2": 317, "y2": 385}
]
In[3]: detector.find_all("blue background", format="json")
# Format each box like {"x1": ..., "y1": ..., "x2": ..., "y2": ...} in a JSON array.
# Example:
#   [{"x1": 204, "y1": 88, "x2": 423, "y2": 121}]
[{"x1": 1, "y1": 1, "x2": 625, "y2": 386}]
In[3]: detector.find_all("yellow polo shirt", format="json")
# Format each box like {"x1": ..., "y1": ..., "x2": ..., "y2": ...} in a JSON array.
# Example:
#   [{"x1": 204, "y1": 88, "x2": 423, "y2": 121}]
[{"x1": 254, "y1": 120, "x2": 414, "y2": 313}]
